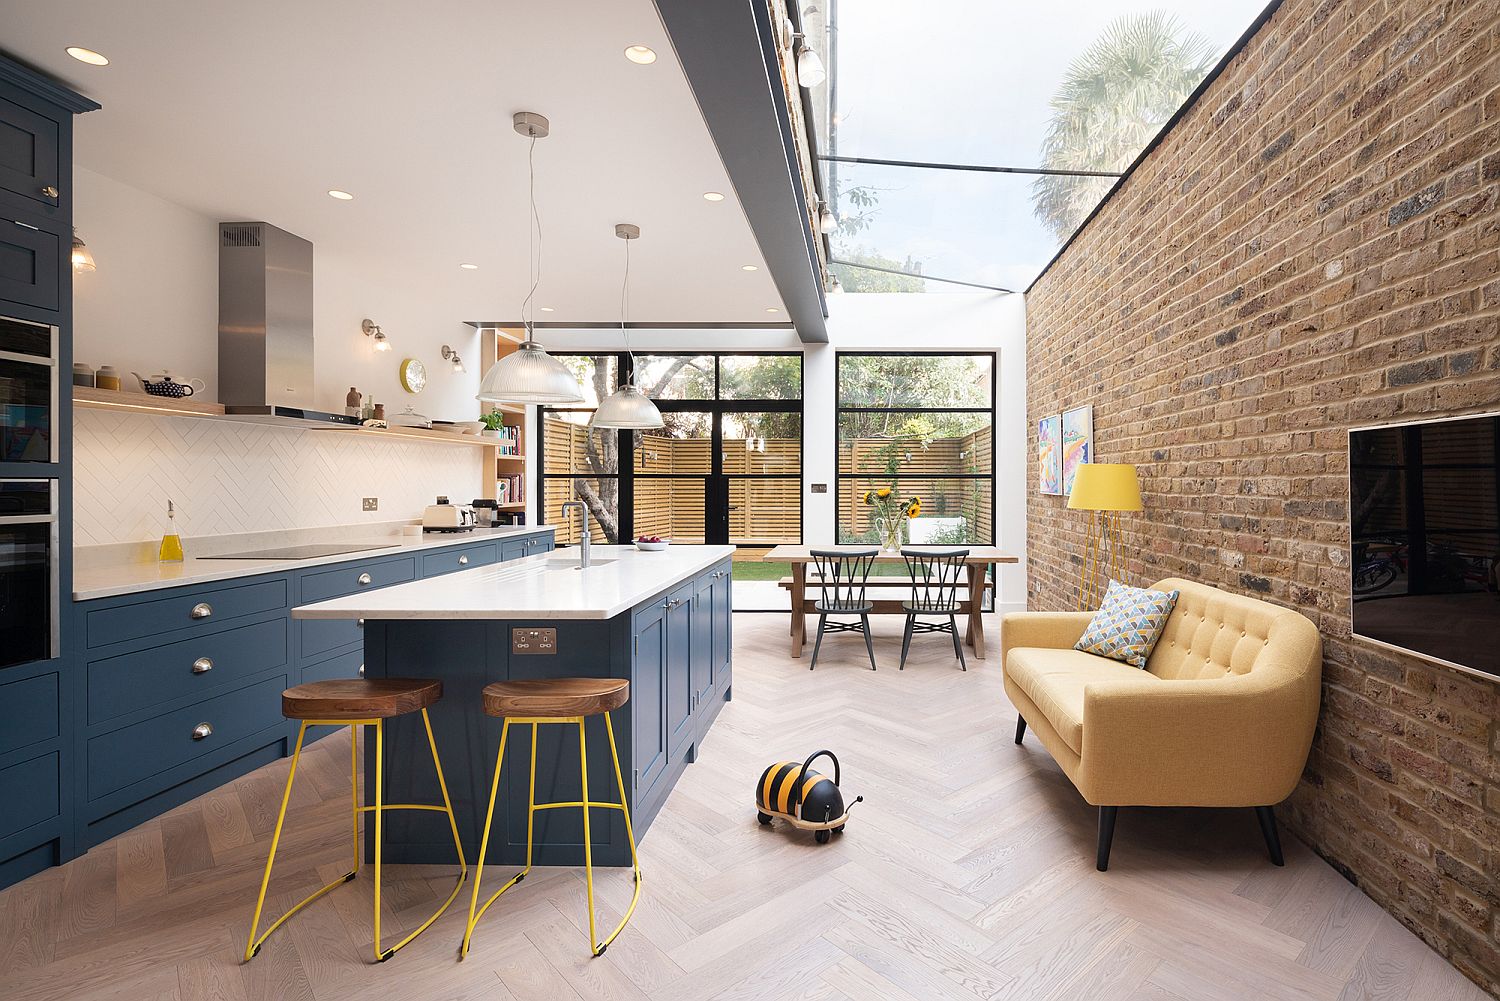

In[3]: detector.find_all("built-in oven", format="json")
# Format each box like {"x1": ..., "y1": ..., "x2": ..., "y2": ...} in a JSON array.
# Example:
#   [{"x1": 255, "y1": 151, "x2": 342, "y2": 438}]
[
  {"x1": 0, "y1": 479, "x2": 59, "y2": 669},
  {"x1": 0, "y1": 315, "x2": 59, "y2": 464}
]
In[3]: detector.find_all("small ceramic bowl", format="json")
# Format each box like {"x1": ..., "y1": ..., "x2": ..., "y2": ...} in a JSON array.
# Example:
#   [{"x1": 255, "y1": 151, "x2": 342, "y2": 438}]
[
  {"x1": 635, "y1": 539, "x2": 670, "y2": 552},
  {"x1": 458, "y1": 421, "x2": 485, "y2": 435}
]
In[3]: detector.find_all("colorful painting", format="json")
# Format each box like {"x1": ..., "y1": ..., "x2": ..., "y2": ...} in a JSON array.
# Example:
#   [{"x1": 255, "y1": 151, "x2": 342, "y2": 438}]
[
  {"x1": 1062, "y1": 404, "x2": 1093, "y2": 496},
  {"x1": 1038, "y1": 414, "x2": 1063, "y2": 495}
]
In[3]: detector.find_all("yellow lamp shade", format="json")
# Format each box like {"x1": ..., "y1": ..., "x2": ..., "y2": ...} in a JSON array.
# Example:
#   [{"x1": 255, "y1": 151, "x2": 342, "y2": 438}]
[{"x1": 1067, "y1": 463, "x2": 1142, "y2": 511}]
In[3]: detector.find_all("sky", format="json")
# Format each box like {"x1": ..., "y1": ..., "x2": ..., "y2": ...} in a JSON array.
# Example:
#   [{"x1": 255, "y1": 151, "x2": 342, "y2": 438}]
[{"x1": 813, "y1": 0, "x2": 1275, "y2": 291}]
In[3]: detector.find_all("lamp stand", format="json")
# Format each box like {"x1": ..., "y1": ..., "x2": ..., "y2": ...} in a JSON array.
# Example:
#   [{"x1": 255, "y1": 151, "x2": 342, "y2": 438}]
[{"x1": 1079, "y1": 510, "x2": 1126, "y2": 610}]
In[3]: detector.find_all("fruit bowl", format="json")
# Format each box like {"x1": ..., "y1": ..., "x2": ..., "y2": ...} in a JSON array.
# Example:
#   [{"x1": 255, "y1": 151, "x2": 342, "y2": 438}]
[{"x1": 635, "y1": 536, "x2": 670, "y2": 552}]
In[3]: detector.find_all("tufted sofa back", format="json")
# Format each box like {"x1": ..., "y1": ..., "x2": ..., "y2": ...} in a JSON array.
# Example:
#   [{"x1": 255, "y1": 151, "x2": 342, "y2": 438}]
[{"x1": 1145, "y1": 578, "x2": 1318, "y2": 682}]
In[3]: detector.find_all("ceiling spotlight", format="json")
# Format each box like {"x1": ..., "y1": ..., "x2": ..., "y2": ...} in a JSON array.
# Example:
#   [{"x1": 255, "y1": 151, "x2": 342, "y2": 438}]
[
  {"x1": 361, "y1": 318, "x2": 392, "y2": 352},
  {"x1": 459, "y1": 262, "x2": 479, "y2": 270},
  {"x1": 441, "y1": 345, "x2": 466, "y2": 373},
  {"x1": 66, "y1": 46, "x2": 109, "y2": 66},
  {"x1": 327, "y1": 189, "x2": 354, "y2": 200},
  {"x1": 741, "y1": 264, "x2": 759, "y2": 272},
  {"x1": 702, "y1": 191, "x2": 725, "y2": 202},
  {"x1": 818, "y1": 200, "x2": 838, "y2": 233},
  {"x1": 624, "y1": 44, "x2": 657, "y2": 64},
  {"x1": 765, "y1": 307, "x2": 781, "y2": 314},
  {"x1": 793, "y1": 34, "x2": 826, "y2": 88},
  {"x1": 540, "y1": 306, "x2": 555, "y2": 312}
]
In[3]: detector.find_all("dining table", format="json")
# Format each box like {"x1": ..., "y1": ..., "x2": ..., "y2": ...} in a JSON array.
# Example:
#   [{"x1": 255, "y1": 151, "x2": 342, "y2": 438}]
[{"x1": 763, "y1": 545, "x2": 1019, "y2": 660}]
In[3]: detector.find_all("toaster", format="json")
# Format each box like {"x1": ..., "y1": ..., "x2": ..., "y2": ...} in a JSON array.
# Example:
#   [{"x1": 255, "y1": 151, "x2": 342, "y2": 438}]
[{"x1": 422, "y1": 496, "x2": 476, "y2": 532}]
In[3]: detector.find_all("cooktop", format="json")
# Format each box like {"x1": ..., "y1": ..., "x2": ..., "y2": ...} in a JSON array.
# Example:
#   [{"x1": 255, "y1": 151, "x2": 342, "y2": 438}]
[{"x1": 213, "y1": 543, "x2": 401, "y2": 560}]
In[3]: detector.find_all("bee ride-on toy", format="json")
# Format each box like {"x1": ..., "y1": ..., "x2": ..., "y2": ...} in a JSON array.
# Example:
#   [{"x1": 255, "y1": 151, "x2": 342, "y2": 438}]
[{"x1": 755, "y1": 750, "x2": 862, "y2": 844}]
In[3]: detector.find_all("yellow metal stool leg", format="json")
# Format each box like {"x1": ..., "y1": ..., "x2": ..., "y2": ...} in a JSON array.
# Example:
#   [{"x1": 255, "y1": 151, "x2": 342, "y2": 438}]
[
  {"x1": 577, "y1": 716, "x2": 600, "y2": 955},
  {"x1": 594, "y1": 710, "x2": 643, "y2": 955},
  {"x1": 462, "y1": 718, "x2": 527, "y2": 958},
  {"x1": 372, "y1": 718, "x2": 387, "y2": 961},
  {"x1": 350, "y1": 722, "x2": 361, "y2": 875}
]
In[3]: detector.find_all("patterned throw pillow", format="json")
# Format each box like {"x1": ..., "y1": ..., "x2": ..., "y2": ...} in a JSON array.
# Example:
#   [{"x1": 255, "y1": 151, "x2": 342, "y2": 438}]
[{"x1": 1074, "y1": 580, "x2": 1180, "y2": 669}]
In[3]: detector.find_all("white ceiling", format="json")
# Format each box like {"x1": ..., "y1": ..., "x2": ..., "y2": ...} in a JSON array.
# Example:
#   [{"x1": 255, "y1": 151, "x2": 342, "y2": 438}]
[{"x1": 0, "y1": 0, "x2": 788, "y2": 323}]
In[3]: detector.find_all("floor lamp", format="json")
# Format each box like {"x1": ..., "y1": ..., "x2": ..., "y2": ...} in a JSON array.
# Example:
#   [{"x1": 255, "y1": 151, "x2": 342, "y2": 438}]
[{"x1": 1067, "y1": 464, "x2": 1143, "y2": 610}]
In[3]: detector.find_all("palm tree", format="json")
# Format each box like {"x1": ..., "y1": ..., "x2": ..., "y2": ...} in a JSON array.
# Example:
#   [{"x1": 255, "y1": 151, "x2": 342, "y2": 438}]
[{"x1": 1031, "y1": 12, "x2": 1216, "y2": 243}]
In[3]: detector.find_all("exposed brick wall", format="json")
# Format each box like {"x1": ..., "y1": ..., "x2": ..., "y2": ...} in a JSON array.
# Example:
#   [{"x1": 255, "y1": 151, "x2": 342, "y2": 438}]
[{"x1": 1024, "y1": 0, "x2": 1500, "y2": 993}]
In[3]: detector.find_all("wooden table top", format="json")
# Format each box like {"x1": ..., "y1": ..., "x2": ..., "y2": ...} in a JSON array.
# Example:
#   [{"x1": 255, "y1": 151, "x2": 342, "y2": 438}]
[{"x1": 764, "y1": 545, "x2": 1018, "y2": 564}]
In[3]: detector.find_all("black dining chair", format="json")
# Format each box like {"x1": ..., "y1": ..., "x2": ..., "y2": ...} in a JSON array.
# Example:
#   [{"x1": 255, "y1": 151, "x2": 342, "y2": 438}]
[
  {"x1": 809, "y1": 548, "x2": 879, "y2": 671},
  {"x1": 899, "y1": 548, "x2": 970, "y2": 670}
]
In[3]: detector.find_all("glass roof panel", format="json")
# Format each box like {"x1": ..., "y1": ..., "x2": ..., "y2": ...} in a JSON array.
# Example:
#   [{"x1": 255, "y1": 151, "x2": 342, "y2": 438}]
[{"x1": 802, "y1": 0, "x2": 1275, "y2": 291}]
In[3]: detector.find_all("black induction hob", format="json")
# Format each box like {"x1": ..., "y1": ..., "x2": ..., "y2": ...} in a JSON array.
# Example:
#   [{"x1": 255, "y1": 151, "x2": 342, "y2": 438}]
[{"x1": 213, "y1": 543, "x2": 401, "y2": 560}]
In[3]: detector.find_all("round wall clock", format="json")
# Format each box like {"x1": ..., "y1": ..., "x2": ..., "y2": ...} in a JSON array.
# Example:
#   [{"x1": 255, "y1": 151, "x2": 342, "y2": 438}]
[{"x1": 398, "y1": 358, "x2": 427, "y2": 394}]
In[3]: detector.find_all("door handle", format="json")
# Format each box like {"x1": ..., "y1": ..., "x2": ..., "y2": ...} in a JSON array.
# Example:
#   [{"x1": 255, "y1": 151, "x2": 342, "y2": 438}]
[
  {"x1": 191, "y1": 657, "x2": 213, "y2": 674},
  {"x1": 40, "y1": 185, "x2": 59, "y2": 199}
]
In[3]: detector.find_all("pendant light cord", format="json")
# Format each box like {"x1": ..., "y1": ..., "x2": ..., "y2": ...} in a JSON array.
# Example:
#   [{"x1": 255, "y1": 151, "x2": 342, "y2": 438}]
[
  {"x1": 620, "y1": 235, "x2": 637, "y2": 383},
  {"x1": 519, "y1": 136, "x2": 543, "y2": 338}
]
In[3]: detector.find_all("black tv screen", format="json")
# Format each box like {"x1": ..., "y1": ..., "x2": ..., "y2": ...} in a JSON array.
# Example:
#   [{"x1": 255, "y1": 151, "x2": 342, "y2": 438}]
[{"x1": 1350, "y1": 413, "x2": 1500, "y2": 681}]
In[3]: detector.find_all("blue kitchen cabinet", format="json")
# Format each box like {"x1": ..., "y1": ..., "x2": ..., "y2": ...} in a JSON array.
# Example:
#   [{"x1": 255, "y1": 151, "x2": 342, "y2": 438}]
[
  {"x1": 421, "y1": 539, "x2": 498, "y2": 577},
  {"x1": 663, "y1": 580, "x2": 695, "y2": 760},
  {"x1": 630, "y1": 600, "x2": 670, "y2": 807}
]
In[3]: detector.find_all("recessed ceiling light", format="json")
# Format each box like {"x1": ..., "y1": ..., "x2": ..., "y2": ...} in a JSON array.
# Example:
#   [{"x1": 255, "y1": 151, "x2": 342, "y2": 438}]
[
  {"x1": 459, "y1": 262, "x2": 479, "y2": 270},
  {"x1": 66, "y1": 46, "x2": 109, "y2": 66},
  {"x1": 327, "y1": 189, "x2": 354, "y2": 200},
  {"x1": 540, "y1": 306, "x2": 555, "y2": 312},
  {"x1": 741, "y1": 264, "x2": 759, "y2": 272},
  {"x1": 624, "y1": 44, "x2": 657, "y2": 65},
  {"x1": 702, "y1": 191, "x2": 725, "y2": 202},
  {"x1": 765, "y1": 307, "x2": 781, "y2": 313}
]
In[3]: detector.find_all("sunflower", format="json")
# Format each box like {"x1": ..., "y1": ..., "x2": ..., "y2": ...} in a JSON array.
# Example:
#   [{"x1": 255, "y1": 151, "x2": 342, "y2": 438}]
[
  {"x1": 862, "y1": 490, "x2": 875, "y2": 505},
  {"x1": 906, "y1": 498, "x2": 922, "y2": 518},
  {"x1": 876, "y1": 487, "x2": 893, "y2": 499}
]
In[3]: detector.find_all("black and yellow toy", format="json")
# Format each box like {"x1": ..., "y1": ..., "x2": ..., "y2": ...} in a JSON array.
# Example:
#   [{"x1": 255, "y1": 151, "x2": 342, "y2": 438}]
[{"x1": 755, "y1": 750, "x2": 862, "y2": 844}]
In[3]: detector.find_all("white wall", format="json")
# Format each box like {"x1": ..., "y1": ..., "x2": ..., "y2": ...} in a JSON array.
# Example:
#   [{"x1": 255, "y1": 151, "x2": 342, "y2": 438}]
[{"x1": 543, "y1": 291, "x2": 1028, "y2": 610}]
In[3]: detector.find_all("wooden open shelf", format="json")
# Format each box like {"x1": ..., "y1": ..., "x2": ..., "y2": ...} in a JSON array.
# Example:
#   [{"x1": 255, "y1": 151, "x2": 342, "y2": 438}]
[
  {"x1": 74, "y1": 385, "x2": 227, "y2": 418},
  {"x1": 306, "y1": 423, "x2": 498, "y2": 448}
]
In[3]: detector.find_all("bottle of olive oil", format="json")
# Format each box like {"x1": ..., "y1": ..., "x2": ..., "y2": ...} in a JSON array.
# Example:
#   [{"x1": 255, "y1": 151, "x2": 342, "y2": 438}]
[{"x1": 159, "y1": 498, "x2": 185, "y2": 563}]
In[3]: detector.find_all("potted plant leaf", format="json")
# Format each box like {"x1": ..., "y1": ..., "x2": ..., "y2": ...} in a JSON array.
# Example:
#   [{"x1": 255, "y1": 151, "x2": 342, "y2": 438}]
[{"x1": 479, "y1": 410, "x2": 507, "y2": 440}]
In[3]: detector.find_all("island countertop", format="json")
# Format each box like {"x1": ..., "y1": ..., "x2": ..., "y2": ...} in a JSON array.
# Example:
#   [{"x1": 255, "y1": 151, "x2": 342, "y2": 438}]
[{"x1": 291, "y1": 543, "x2": 736, "y2": 620}]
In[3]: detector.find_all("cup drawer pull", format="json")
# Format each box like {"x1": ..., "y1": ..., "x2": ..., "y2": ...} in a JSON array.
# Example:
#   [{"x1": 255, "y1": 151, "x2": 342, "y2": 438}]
[
  {"x1": 458, "y1": 555, "x2": 469, "y2": 565},
  {"x1": 357, "y1": 572, "x2": 372, "y2": 586},
  {"x1": 192, "y1": 722, "x2": 213, "y2": 740},
  {"x1": 191, "y1": 657, "x2": 213, "y2": 674},
  {"x1": 190, "y1": 602, "x2": 213, "y2": 620}
]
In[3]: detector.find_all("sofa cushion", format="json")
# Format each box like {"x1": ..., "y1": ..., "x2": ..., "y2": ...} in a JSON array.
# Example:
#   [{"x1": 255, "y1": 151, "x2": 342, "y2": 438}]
[
  {"x1": 1006, "y1": 647, "x2": 1159, "y2": 754},
  {"x1": 1075, "y1": 580, "x2": 1180, "y2": 669}
]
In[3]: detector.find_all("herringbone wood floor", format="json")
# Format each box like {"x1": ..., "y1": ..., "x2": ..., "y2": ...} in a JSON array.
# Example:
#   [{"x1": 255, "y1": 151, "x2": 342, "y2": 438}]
[{"x1": 0, "y1": 614, "x2": 1488, "y2": 1001}]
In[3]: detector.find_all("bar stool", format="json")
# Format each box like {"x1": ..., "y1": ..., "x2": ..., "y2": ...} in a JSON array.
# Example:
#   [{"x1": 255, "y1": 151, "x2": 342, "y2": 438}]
[
  {"x1": 460, "y1": 678, "x2": 641, "y2": 959},
  {"x1": 244, "y1": 679, "x2": 467, "y2": 964},
  {"x1": 899, "y1": 547, "x2": 970, "y2": 671}
]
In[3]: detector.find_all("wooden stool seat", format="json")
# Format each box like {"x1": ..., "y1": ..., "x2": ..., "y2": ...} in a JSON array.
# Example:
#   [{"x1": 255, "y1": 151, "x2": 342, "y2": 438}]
[
  {"x1": 482, "y1": 678, "x2": 629, "y2": 718},
  {"x1": 281, "y1": 678, "x2": 442, "y2": 720}
]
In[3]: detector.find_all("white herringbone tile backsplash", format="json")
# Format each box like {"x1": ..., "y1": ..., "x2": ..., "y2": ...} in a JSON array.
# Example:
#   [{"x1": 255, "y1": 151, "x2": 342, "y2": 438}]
[{"x1": 75, "y1": 410, "x2": 485, "y2": 545}]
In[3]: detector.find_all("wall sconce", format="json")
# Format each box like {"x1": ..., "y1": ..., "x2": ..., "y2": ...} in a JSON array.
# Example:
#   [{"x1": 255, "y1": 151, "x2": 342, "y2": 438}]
[
  {"x1": 361, "y1": 318, "x2": 392, "y2": 352},
  {"x1": 441, "y1": 344, "x2": 466, "y2": 373},
  {"x1": 71, "y1": 228, "x2": 96, "y2": 272}
]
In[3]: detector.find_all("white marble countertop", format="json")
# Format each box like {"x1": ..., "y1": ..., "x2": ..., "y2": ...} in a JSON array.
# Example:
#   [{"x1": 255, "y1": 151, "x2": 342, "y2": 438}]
[
  {"x1": 74, "y1": 524, "x2": 554, "y2": 602},
  {"x1": 292, "y1": 544, "x2": 735, "y2": 621}
]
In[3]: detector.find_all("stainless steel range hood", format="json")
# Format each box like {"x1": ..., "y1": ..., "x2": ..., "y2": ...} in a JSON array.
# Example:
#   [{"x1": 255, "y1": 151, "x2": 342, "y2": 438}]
[{"x1": 218, "y1": 222, "x2": 356, "y2": 425}]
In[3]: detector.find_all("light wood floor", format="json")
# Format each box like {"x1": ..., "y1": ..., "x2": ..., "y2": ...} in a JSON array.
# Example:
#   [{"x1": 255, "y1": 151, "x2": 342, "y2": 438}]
[{"x1": 0, "y1": 614, "x2": 1488, "y2": 1001}]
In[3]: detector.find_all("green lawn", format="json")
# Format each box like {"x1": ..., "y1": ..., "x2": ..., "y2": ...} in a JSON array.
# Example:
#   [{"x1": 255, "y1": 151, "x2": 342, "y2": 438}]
[{"x1": 732, "y1": 560, "x2": 791, "y2": 581}]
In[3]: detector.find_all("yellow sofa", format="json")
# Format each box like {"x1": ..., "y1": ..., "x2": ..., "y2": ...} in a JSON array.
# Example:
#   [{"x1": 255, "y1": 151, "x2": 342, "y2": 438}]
[{"x1": 1001, "y1": 577, "x2": 1321, "y2": 870}]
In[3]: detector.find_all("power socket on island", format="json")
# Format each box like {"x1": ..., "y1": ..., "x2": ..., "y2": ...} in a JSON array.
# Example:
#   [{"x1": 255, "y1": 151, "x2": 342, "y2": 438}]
[
  {"x1": 362, "y1": 497, "x2": 379, "y2": 511},
  {"x1": 512, "y1": 628, "x2": 557, "y2": 655}
]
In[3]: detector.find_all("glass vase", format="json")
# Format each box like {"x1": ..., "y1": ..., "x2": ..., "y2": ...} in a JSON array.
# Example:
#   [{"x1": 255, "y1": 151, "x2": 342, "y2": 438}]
[{"x1": 879, "y1": 515, "x2": 902, "y2": 554}]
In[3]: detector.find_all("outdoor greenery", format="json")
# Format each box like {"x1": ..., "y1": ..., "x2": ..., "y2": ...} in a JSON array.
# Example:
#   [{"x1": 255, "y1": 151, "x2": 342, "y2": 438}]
[{"x1": 1031, "y1": 11, "x2": 1215, "y2": 243}]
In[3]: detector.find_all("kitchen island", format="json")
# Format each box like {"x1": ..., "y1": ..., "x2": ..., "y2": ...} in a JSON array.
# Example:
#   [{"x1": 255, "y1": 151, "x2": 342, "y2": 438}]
[{"x1": 292, "y1": 544, "x2": 735, "y2": 866}]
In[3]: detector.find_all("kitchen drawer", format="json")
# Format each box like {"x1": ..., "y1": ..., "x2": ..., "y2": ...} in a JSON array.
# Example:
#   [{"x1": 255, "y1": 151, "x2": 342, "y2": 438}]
[
  {"x1": 421, "y1": 541, "x2": 497, "y2": 578},
  {"x1": 0, "y1": 751, "x2": 58, "y2": 840},
  {"x1": 299, "y1": 616, "x2": 363, "y2": 661},
  {"x1": 300, "y1": 555, "x2": 415, "y2": 604},
  {"x1": 300, "y1": 647, "x2": 364, "y2": 685},
  {"x1": 85, "y1": 578, "x2": 288, "y2": 649},
  {"x1": 87, "y1": 617, "x2": 289, "y2": 725},
  {"x1": 87, "y1": 675, "x2": 286, "y2": 800},
  {"x1": 0, "y1": 215, "x2": 60, "y2": 311},
  {"x1": 0, "y1": 95, "x2": 61, "y2": 210},
  {"x1": 0, "y1": 670, "x2": 59, "y2": 754}
]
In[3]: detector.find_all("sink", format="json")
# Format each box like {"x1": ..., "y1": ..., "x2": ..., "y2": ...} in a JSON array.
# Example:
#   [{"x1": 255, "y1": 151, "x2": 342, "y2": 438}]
[{"x1": 544, "y1": 558, "x2": 618, "y2": 570}]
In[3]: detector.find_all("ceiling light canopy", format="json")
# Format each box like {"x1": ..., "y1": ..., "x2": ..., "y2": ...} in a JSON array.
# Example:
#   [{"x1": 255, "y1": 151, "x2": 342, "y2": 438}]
[
  {"x1": 624, "y1": 44, "x2": 657, "y2": 64},
  {"x1": 476, "y1": 112, "x2": 584, "y2": 406},
  {"x1": 593, "y1": 223, "x2": 663, "y2": 430},
  {"x1": 66, "y1": 46, "x2": 108, "y2": 66},
  {"x1": 327, "y1": 189, "x2": 354, "y2": 200}
]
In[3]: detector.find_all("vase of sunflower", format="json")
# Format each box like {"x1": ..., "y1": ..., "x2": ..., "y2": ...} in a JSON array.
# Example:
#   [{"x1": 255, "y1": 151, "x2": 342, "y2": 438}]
[{"x1": 864, "y1": 487, "x2": 921, "y2": 553}]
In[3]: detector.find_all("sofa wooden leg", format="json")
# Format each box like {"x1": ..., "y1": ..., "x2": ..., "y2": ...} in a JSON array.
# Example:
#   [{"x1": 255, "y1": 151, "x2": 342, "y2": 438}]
[
  {"x1": 1255, "y1": 805, "x2": 1285, "y2": 866},
  {"x1": 1096, "y1": 806, "x2": 1118, "y2": 871},
  {"x1": 1014, "y1": 716, "x2": 1027, "y2": 745}
]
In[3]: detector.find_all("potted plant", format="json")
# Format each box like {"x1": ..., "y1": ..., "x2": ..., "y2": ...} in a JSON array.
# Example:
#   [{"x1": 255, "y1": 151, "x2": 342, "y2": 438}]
[{"x1": 479, "y1": 410, "x2": 507, "y2": 440}]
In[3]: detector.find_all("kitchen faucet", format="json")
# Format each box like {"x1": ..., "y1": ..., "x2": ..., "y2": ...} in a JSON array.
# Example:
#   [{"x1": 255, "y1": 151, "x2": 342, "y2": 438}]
[{"x1": 559, "y1": 501, "x2": 591, "y2": 568}]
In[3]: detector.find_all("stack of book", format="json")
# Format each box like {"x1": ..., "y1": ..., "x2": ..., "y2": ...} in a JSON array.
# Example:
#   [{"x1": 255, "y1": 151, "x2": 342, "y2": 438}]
[{"x1": 497, "y1": 475, "x2": 524, "y2": 505}]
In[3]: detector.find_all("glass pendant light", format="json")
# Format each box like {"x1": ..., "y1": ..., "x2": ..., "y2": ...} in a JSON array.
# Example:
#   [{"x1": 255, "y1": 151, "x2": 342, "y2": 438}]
[
  {"x1": 475, "y1": 112, "x2": 584, "y2": 405},
  {"x1": 592, "y1": 224, "x2": 664, "y2": 429},
  {"x1": 71, "y1": 229, "x2": 96, "y2": 272}
]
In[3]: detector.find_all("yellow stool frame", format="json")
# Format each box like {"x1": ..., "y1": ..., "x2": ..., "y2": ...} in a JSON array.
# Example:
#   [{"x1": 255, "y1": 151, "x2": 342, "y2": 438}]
[
  {"x1": 244, "y1": 711, "x2": 467, "y2": 963},
  {"x1": 460, "y1": 713, "x2": 641, "y2": 959}
]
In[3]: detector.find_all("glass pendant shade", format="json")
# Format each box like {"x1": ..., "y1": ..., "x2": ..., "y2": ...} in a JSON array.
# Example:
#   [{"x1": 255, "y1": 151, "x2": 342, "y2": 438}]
[
  {"x1": 71, "y1": 233, "x2": 96, "y2": 272},
  {"x1": 475, "y1": 340, "x2": 584, "y2": 404},
  {"x1": 592, "y1": 382, "x2": 663, "y2": 429}
]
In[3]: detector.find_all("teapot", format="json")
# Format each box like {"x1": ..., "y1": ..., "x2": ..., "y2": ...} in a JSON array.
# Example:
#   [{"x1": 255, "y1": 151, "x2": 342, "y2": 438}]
[{"x1": 134, "y1": 371, "x2": 205, "y2": 399}]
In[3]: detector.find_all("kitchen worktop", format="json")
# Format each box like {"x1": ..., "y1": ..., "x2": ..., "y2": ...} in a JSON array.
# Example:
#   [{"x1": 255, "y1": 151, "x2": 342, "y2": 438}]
[
  {"x1": 293, "y1": 544, "x2": 736, "y2": 620},
  {"x1": 73, "y1": 523, "x2": 554, "y2": 601}
]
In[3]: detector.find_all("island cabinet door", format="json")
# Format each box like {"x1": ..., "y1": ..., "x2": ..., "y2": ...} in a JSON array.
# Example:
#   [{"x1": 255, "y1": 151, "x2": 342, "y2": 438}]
[
  {"x1": 689, "y1": 574, "x2": 715, "y2": 712},
  {"x1": 500, "y1": 539, "x2": 530, "y2": 563},
  {"x1": 710, "y1": 563, "x2": 732, "y2": 698},
  {"x1": 664, "y1": 582, "x2": 695, "y2": 760},
  {"x1": 631, "y1": 605, "x2": 669, "y2": 802}
]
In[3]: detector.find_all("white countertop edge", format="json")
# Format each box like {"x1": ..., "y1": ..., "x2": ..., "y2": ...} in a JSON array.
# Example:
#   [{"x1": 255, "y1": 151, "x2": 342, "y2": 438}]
[
  {"x1": 291, "y1": 544, "x2": 736, "y2": 621},
  {"x1": 73, "y1": 526, "x2": 555, "y2": 602}
]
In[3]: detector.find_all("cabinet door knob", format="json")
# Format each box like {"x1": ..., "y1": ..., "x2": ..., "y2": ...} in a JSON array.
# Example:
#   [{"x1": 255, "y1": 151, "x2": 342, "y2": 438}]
[
  {"x1": 190, "y1": 602, "x2": 213, "y2": 620},
  {"x1": 358, "y1": 663, "x2": 365, "y2": 678},
  {"x1": 192, "y1": 722, "x2": 213, "y2": 740},
  {"x1": 357, "y1": 572, "x2": 372, "y2": 586},
  {"x1": 459, "y1": 555, "x2": 469, "y2": 565},
  {"x1": 40, "y1": 185, "x2": 59, "y2": 198},
  {"x1": 191, "y1": 657, "x2": 213, "y2": 674},
  {"x1": 357, "y1": 617, "x2": 365, "y2": 628}
]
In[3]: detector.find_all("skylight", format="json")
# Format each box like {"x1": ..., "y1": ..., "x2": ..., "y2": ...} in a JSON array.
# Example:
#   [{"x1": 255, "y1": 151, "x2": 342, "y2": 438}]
[{"x1": 801, "y1": 1, "x2": 1278, "y2": 293}]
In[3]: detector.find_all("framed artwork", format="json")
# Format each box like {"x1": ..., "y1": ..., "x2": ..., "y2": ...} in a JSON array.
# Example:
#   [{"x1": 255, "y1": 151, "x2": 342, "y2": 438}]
[
  {"x1": 1038, "y1": 413, "x2": 1063, "y2": 495},
  {"x1": 1062, "y1": 404, "x2": 1093, "y2": 495}
]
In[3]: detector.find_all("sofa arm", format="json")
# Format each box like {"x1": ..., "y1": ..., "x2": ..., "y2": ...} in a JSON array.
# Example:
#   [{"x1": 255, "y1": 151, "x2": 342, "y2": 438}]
[
  {"x1": 1078, "y1": 673, "x2": 1319, "y2": 807},
  {"x1": 1000, "y1": 611, "x2": 1095, "y2": 665}
]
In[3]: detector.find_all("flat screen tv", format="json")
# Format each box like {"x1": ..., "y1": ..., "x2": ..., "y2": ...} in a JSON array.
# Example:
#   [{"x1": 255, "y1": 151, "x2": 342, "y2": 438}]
[{"x1": 1350, "y1": 412, "x2": 1500, "y2": 682}]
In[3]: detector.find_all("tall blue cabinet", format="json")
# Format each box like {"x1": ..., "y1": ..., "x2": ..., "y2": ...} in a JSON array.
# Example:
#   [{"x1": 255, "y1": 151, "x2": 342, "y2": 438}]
[{"x1": 0, "y1": 55, "x2": 98, "y2": 888}]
